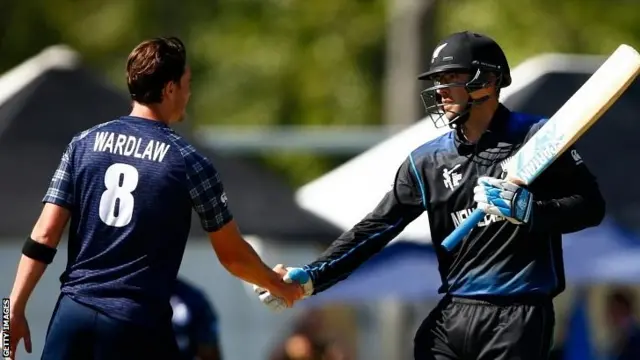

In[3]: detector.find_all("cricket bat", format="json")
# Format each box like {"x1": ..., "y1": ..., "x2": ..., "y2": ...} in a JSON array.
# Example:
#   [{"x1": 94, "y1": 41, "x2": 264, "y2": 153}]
[{"x1": 441, "y1": 44, "x2": 640, "y2": 252}]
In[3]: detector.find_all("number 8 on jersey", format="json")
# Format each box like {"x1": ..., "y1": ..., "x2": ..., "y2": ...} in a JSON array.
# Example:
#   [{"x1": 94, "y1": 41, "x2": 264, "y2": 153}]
[{"x1": 99, "y1": 163, "x2": 139, "y2": 227}]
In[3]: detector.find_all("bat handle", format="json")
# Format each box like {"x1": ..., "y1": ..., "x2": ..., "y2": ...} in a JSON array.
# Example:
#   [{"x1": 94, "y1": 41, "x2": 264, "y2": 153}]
[{"x1": 441, "y1": 209, "x2": 485, "y2": 252}]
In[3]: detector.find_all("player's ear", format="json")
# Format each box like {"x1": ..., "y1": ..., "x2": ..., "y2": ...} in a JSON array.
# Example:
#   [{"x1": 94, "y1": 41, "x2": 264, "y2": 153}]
[
  {"x1": 162, "y1": 81, "x2": 177, "y2": 100},
  {"x1": 486, "y1": 73, "x2": 498, "y2": 87},
  {"x1": 486, "y1": 73, "x2": 500, "y2": 97}
]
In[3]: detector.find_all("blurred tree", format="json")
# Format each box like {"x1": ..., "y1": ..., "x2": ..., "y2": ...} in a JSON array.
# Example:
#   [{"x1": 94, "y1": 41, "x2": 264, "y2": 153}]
[
  {"x1": 1, "y1": 0, "x2": 639, "y2": 186},
  {"x1": 436, "y1": 0, "x2": 640, "y2": 69},
  {"x1": 187, "y1": 1, "x2": 387, "y2": 186},
  {"x1": 0, "y1": 0, "x2": 387, "y2": 187}
]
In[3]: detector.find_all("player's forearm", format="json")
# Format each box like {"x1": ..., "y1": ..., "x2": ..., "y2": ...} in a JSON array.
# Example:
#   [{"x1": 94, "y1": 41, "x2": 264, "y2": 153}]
[
  {"x1": 302, "y1": 170, "x2": 422, "y2": 294},
  {"x1": 530, "y1": 187, "x2": 605, "y2": 233},
  {"x1": 11, "y1": 207, "x2": 66, "y2": 313},
  {"x1": 217, "y1": 240, "x2": 281, "y2": 291},
  {"x1": 9, "y1": 255, "x2": 48, "y2": 313},
  {"x1": 303, "y1": 216, "x2": 405, "y2": 294}
]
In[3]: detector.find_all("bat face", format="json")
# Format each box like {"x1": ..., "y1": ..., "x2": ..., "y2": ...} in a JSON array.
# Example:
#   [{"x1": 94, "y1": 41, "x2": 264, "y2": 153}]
[
  {"x1": 506, "y1": 117, "x2": 562, "y2": 184},
  {"x1": 505, "y1": 44, "x2": 640, "y2": 185}
]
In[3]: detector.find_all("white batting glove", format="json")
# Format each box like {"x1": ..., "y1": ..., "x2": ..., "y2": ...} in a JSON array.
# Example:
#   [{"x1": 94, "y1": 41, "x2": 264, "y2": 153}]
[
  {"x1": 474, "y1": 176, "x2": 534, "y2": 224},
  {"x1": 253, "y1": 267, "x2": 314, "y2": 312}
]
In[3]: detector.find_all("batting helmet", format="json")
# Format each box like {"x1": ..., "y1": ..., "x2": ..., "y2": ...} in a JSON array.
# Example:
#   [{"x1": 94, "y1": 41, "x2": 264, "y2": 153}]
[{"x1": 418, "y1": 31, "x2": 511, "y2": 128}]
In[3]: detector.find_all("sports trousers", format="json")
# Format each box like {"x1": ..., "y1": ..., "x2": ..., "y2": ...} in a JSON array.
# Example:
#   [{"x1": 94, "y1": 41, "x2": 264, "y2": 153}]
[
  {"x1": 41, "y1": 294, "x2": 179, "y2": 360},
  {"x1": 414, "y1": 294, "x2": 555, "y2": 360}
]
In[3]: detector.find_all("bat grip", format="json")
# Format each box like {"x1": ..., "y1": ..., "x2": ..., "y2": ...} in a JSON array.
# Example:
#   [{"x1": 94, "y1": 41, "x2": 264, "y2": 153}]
[{"x1": 440, "y1": 209, "x2": 485, "y2": 252}]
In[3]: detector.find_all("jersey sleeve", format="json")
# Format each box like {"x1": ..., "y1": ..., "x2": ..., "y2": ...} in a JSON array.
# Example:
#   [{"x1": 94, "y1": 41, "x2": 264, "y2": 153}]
[
  {"x1": 302, "y1": 156, "x2": 426, "y2": 294},
  {"x1": 183, "y1": 148, "x2": 234, "y2": 233},
  {"x1": 525, "y1": 120, "x2": 606, "y2": 233},
  {"x1": 42, "y1": 142, "x2": 75, "y2": 209}
]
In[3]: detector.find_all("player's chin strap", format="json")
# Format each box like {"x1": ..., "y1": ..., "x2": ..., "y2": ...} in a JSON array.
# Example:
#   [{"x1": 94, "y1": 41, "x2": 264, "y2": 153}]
[{"x1": 447, "y1": 94, "x2": 492, "y2": 130}]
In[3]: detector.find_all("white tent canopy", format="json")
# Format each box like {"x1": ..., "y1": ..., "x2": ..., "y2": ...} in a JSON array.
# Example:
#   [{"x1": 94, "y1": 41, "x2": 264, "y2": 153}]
[{"x1": 295, "y1": 51, "x2": 610, "y2": 244}]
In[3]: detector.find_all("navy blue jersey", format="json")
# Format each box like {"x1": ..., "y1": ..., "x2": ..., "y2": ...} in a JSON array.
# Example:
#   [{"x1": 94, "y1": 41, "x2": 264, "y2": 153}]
[
  {"x1": 304, "y1": 104, "x2": 604, "y2": 298},
  {"x1": 43, "y1": 116, "x2": 233, "y2": 326},
  {"x1": 171, "y1": 278, "x2": 220, "y2": 360}
]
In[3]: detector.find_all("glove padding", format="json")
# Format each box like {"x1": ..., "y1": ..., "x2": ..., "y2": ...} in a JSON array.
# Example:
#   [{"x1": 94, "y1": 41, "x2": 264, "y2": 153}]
[
  {"x1": 474, "y1": 176, "x2": 533, "y2": 224},
  {"x1": 253, "y1": 267, "x2": 314, "y2": 312}
]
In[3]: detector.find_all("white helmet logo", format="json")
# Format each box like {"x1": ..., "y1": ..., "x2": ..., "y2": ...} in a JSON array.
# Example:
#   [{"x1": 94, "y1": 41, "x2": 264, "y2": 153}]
[{"x1": 431, "y1": 43, "x2": 448, "y2": 63}]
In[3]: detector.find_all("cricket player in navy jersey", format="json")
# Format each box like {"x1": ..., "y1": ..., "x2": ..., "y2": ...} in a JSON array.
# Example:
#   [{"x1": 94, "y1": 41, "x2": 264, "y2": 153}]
[
  {"x1": 255, "y1": 31, "x2": 606, "y2": 359},
  {"x1": 6, "y1": 36, "x2": 301, "y2": 360},
  {"x1": 171, "y1": 277, "x2": 223, "y2": 360}
]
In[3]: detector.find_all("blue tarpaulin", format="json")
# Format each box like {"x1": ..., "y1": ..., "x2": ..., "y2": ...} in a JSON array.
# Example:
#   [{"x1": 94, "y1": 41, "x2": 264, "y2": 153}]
[
  {"x1": 562, "y1": 217, "x2": 640, "y2": 284},
  {"x1": 563, "y1": 290, "x2": 597, "y2": 360}
]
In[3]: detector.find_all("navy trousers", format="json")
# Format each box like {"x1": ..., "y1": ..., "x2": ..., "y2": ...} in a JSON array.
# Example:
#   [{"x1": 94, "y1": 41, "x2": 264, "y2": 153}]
[{"x1": 41, "y1": 294, "x2": 179, "y2": 360}]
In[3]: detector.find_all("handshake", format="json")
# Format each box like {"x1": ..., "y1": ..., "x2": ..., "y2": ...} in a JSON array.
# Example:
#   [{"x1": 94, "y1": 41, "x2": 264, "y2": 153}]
[{"x1": 253, "y1": 264, "x2": 315, "y2": 312}]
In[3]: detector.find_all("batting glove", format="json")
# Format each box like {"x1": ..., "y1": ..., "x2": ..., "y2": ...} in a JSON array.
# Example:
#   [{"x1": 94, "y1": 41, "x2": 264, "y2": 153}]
[
  {"x1": 253, "y1": 267, "x2": 314, "y2": 312},
  {"x1": 474, "y1": 176, "x2": 533, "y2": 224}
]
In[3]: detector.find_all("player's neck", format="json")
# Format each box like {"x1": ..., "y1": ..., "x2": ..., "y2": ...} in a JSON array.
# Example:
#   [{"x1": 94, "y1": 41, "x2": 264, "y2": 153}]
[
  {"x1": 461, "y1": 99, "x2": 499, "y2": 143},
  {"x1": 129, "y1": 103, "x2": 172, "y2": 125}
]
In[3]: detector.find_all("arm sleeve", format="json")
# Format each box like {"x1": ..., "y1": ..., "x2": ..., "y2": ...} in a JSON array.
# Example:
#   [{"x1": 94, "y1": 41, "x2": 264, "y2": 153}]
[
  {"x1": 303, "y1": 157, "x2": 426, "y2": 294},
  {"x1": 42, "y1": 142, "x2": 75, "y2": 209},
  {"x1": 529, "y1": 146, "x2": 605, "y2": 234},
  {"x1": 184, "y1": 148, "x2": 234, "y2": 233}
]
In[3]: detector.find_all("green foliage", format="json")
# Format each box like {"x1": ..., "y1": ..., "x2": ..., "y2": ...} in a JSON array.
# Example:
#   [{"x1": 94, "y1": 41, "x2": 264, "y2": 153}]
[
  {"x1": 1, "y1": 0, "x2": 640, "y2": 187},
  {"x1": 436, "y1": 0, "x2": 640, "y2": 67},
  {"x1": 191, "y1": 1, "x2": 386, "y2": 129},
  {"x1": 189, "y1": 1, "x2": 387, "y2": 186},
  {"x1": 0, "y1": 0, "x2": 386, "y2": 187}
]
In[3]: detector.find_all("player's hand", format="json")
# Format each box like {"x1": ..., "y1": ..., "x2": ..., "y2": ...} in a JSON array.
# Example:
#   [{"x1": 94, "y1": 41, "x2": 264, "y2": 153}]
[
  {"x1": 8, "y1": 310, "x2": 32, "y2": 360},
  {"x1": 474, "y1": 176, "x2": 533, "y2": 224},
  {"x1": 272, "y1": 263, "x2": 289, "y2": 278},
  {"x1": 253, "y1": 265, "x2": 314, "y2": 312},
  {"x1": 267, "y1": 265, "x2": 314, "y2": 300},
  {"x1": 268, "y1": 275, "x2": 304, "y2": 308}
]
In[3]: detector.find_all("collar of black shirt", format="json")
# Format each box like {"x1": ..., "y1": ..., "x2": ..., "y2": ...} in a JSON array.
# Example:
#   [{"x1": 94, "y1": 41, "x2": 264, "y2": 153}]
[{"x1": 455, "y1": 104, "x2": 512, "y2": 156}]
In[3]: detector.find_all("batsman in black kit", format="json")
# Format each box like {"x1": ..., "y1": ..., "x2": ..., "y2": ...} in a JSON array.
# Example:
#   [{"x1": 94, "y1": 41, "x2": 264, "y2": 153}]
[{"x1": 257, "y1": 31, "x2": 606, "y2": 359}]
